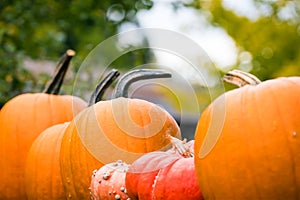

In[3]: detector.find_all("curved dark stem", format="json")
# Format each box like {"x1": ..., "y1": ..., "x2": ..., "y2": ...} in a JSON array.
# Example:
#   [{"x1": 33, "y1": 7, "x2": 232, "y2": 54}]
[
  {"x1": 222, "y1": 69, "x2": 261, "y2": 87},
  {"x1": 88, "y1": 69, "x2": 120, "y2": 106},
  {"x1": 113, "y1": 69, "x2": 172, "y2": 98},
  {"x1": 43, "y1": 49, "x2": 76, "y2": 94}
]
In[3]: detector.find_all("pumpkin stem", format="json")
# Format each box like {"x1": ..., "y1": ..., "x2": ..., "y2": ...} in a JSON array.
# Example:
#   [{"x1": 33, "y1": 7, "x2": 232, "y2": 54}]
[
  {"x1": 88, "y1": 69, "x2": 120, "y2": 106},
  {"x1": 166, "y1": 134, "x2": 193, "y2": 158},
  {"x1": 43, "y1": 49, "x2": 76, "y2": 94},
  {"x1": 112, "y1": 69, "x2": 172, "y2": 98},
  {"x1": 222, "y1": 69, "x2": 261, "y2": 87}
]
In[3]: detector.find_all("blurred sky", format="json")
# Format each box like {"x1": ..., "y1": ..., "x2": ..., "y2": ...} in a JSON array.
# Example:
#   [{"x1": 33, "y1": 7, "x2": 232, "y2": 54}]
[
  {"x1": 118, "y1": 0, "x2": 291, "y2": 72},
  {"x1": 138, "y1": 0, "x2": 237, "y2": 70}
]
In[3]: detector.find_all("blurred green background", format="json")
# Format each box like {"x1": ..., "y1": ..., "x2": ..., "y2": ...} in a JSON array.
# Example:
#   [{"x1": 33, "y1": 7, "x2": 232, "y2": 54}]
[{"x1": 1, "y1": 0, "x2": 300, "y2": 109}]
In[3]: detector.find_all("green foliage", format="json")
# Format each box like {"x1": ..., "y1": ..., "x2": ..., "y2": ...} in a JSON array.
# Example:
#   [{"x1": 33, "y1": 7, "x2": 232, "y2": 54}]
[
  {"x1": 0, "y1": 0, "x2": 153, "y2": 108},
  {"x1": 203, "y1": 0, "x2": 300, "y2": 80}
]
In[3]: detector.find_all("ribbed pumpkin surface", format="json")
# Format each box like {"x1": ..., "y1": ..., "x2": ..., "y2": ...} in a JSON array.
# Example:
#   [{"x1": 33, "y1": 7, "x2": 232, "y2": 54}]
[
  {"x1": 194, "y1": 77, "x2": 300, "y2": 199},
  {"x1": 60, "y1": 97, "x2": 181, "y2": 199},
  {"x1": 0, "y1": 93, "x2": 87, "y2": 199}
]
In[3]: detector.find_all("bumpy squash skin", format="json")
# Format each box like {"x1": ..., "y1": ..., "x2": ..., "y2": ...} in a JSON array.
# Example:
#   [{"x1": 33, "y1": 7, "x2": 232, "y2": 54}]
[
  {"x1": 90, "y1": 160, "x2": 130, "y2": 200},
  {"x1": 126, "y1": 140, "x2": 203, "y2": 200}
]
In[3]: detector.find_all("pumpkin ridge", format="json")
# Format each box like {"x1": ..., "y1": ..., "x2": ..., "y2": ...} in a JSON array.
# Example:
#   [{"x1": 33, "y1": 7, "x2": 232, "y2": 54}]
[
  {"x1": 61, "y1": 125, "x2": 76, "y2": 199},
  {"x1": 279, "y1": 85, "x2": 299, "y2": 198},
  {"x1": 42, "y1": 94, "x2": 52, "y2": 126},
  {"x1": 124, "y1": 110, "x2": 131, "y2": 154},
  {"x1": 268, "y1": 80, "x2": 299, "y2": 198},
  {"x1": 66, "y1": 115, "x2": 81, "y2": 198},
  {"x1": 49, "y1": 126, "x2": 63, "y2": 198},
  {"x1": 77, "y1": 110, "x2": 93, "y2": 197},
  {"x1": 244, "y1": 87, "x2": 262, "y2": 198},
  {"x1": 219, "y1": 93, "x2": 238, "y2": 198},
  {"x1": 46, "y1": 134, "x2": 55, "y2": 198},
  {"x1": 69, "y1": 124, "x2": 79, "y2": 199},
  {"x1": 33, "y1": 94, "x2": 39, "y2": 136},
  {"x1": 33, "y1": 129, "x2": 43, "y2": 197},
  {"x1": 198, "y1": 96, "x2": 229, "y2": 196},
  {"x1": 251, "y1": 84, "x2": 284, "y2": 198},
  {"x1": 232, "y1": 86, "x2": 259, "y2": 198},
  {"x1": 38, "y1": 126, "x2": 48, "y2": 196},
  {"x1": 11, "y1": 96, "x2": 22, "y2": 196},
  {"x1": 137, "y1": 101, "x2": 149, "y2": 153},
  {"x1": 195, "y1": 106, "x2": 214, "y2": 197},
  {"x1": 40, "y1": 125, "x2": 53, "y2": 198},
  {"x1": 120, "y1": 99, "x2": 132, "y2": 152},
  {"x1": 84, "y1": 105, "x2": 108, "y2": 162},
  {"x1": 49, "y1": 95, "x2": 54, "y2": 125},
  {"x1": 84, "y1": 108, "x2": 101, "y2": 193}
]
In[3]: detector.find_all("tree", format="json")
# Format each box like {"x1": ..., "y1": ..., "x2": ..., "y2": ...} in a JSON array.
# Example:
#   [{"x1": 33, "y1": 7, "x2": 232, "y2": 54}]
[
  {"x1": 201, "y1": 0, "x2": 300, "y2": 80},
  {"x1": 0, "y1": 0, "x2": 153, "y2": 108}
]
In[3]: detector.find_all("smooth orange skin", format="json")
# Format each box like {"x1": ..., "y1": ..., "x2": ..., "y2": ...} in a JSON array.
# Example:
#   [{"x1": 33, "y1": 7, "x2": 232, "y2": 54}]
[
  {"x1": 25, "y1": 123, "x2": 69, "y2": 200},
  {"x1": 0, "y1": 93, "x2": 87, "y2": 199},
  {"x1": 194, "y1": 77, "x2": 300, "y2": 199},
  {"x1": 60, "y1": 97, "x2": 181, "y2": 199}
]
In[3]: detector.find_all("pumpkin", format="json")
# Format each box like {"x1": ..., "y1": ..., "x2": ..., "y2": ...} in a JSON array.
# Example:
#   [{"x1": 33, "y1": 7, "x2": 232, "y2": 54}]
[
  {"x1": 25, "y1": 123, "x2": 69, "y2": 200},
  {"x1": 24, "y1": 69, "x2": 120, "y2": 200},
  {"x1": 90, "y1": 160, "x2": 130, "y2": 200},
  {"x1": 194, "y1": 70, "x2": 300, "y2": 199},
  {"x1": 0, "y1": 50, "x2": 87, "y2": 199},
  {"x1": 60, "y1": 69, "x2": 181, "y2": 199},
  {"x1": 125, "y1": 135, "x2": 203, "y2": 200}
]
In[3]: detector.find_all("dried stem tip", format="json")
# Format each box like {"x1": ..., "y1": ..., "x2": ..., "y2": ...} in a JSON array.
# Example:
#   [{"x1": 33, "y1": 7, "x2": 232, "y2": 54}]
[
  {"x1": 66, "y1": 49, "x2": 76, "y2": 56},
  {"x1": 43, "y1": 49, "x2": 76, "y2": 94},
  {"x1": 222, "y1": 69, "x2": 261, "y2": 87},
  {"x1": 166, "y1": 134, "x2": 194, "y2": 158}
]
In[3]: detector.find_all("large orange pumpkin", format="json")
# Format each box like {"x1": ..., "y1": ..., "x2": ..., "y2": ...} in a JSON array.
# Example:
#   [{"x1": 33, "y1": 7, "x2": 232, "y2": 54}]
[
  {"x1": 60, "y1": 69, "x2": 181, "y2": 199},
  {"x1": 24, "y1": 69, "x2": 120, "y2": 200},
  {"x1": 0, "y1": 50, "x2": 87, "y2": 199},
  {"x1": 194, "y1": 70, "x2": 300, "y2": 199}
]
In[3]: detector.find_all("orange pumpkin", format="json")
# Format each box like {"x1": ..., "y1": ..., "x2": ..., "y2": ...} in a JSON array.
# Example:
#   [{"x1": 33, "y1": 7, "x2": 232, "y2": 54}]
[
  {"x1": 0, "y1": 50, "x2": 87, "y2": 199},
  {"x1": 25, "y1": 123, "x2": 69, "y2": 200},
  {"x1": 194, "y1": 70, "x2": 300, "y2": 199},
  {"x1": 24, "y1": 69, "x2": 120, "y2": 200},
  {"x1": 60, "y1": 69, "x2": 181, "y2": 199}
]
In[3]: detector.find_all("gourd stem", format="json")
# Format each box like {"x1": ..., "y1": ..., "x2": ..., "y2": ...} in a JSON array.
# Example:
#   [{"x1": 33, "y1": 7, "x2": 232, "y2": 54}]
[
  {"x1": 113, "y1": 69, "x2": 172, "y2": 98},
  {"x1": 43, "y1": 49, "x2": 76, "y2": 94},
  {"x1": 166, "y1": 134, "x2": 193, "y2": 158},
  {"x1": 222, "y1": 69, "x2": 261, "y2": 87},
  {"x1": 88, "y1": 69, "x2": 120, "y2": 106}
]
